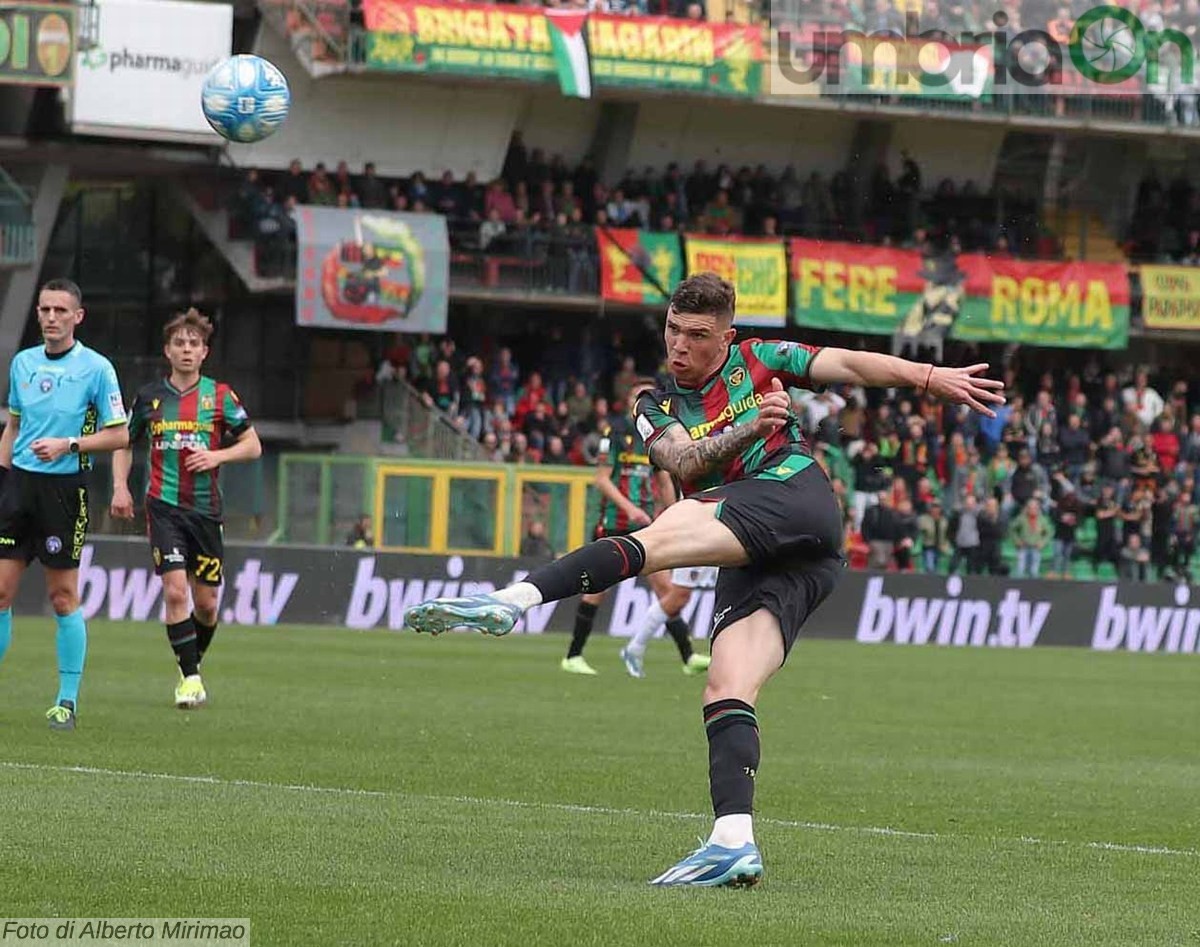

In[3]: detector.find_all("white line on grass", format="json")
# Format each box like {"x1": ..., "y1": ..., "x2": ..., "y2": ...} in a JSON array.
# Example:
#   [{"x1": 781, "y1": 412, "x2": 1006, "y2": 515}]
[{"x1": 2, "y1": 760, "x2": 1196, "y2": 859}]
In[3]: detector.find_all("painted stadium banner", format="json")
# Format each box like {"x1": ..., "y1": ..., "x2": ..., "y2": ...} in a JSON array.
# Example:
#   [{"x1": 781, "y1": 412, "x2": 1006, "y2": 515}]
[
  {"x1": 37, "y1": 539, "x2": 1200, "y2": 656},
  {"x1": 788, "y1": 239, "x2": 1130, "y2": 350},
  {"x1": 685, "y1": 235, "x2": 787, "y2": 327},
  {"x1": 360, "y1": 0, "x2": 763, "y2": 97},
  {"x1": 597, "y1": 227, "x2": 682, "y2": 305},
  {"x1": 293, "y1": 205, "x2": 448, "y2": 335},
  {"x1": 1138, "y1": 265, "x2": 1200, "y2": 331},
  {"x1": 0, "y1": 3, "x2": 75, "y2": 87}
]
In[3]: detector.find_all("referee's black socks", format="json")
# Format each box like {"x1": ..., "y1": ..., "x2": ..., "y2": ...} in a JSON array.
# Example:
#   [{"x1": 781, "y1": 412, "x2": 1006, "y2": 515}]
[
  {"x1": 167, "y1": 618, "x2": 200, "y2": 677},
  {"x1": 527, "y1": 534, "x2": 645, "y2": 603},
  {"x1": 704, "y1": 699, "x2": 759, "y2": 818}
]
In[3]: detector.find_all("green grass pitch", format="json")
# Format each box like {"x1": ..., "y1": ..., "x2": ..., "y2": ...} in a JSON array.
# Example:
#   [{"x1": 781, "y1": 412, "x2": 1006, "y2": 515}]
[{"x1": 0, "y1": 619, "x2": 1197, "y2": 946}]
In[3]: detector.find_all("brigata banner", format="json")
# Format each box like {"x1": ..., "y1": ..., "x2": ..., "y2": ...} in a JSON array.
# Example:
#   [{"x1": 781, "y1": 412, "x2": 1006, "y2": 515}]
[
  {"x1": 788, "y1": 239, "x2": 1130, "y2": 349},
  {"x1": 0, "y1": 3, "x2": 75, "y2": 87},
  {"x1": 597, "y1": 227, "x2": 682, "y2": 305},
  {"x1": 790, "y1": 238, "x2": 925, "y2": 335},
  {"x1": 685, "y1": 235, "x2": 786, "y2": 327},
  {"x1": 1138, "y1": 265, "x2": 1200, "y2": 330},
  {"x1": 360, "y1": 0, "x2": 763, "y2": 97},
  {"x1": 951, "y1": 254, "x2": 1130, "y2": 350},
  {"x1": 293, "y1": 205, "x2": 448, "y2": 335},
  {"x1": 30, "y1": 538, "x2": 1200, "y2": 655}
]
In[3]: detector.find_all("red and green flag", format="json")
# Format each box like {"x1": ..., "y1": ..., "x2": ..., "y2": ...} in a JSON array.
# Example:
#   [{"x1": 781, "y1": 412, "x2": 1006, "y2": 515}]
[{"x1": 597, "y1": 227, "x2": 682, "y2": 304}]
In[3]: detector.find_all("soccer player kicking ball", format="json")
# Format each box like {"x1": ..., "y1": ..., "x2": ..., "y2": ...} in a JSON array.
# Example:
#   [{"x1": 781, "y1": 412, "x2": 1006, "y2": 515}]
[
  {"x1": 563, "y1": 380, "x2": 708, "y2": 677},
  {"x1": 0, "y1": 279, "x2": 130, "y2": 731},
  {"x1": 110, "y1": 309, "x2": 261, "y2": 710},
  {"x1": 405, "y1": 273, "x2": 1003, "y2": 887}
]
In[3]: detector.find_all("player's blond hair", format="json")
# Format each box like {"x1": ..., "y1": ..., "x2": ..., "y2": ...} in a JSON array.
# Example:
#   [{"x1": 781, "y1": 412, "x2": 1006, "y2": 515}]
[{"x1": 163, "y1": 307, "x2": 214, "y2": 345}]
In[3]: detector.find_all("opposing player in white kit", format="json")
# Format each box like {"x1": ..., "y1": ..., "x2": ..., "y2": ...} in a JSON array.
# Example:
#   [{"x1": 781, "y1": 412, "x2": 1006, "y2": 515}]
[{"x1": 619, "y1": 564, "x2": 719, "y2": 677}]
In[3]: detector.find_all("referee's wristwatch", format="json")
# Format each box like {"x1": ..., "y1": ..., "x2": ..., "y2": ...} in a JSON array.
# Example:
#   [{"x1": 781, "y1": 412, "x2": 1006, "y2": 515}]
[{"x1": 67, "y1": 437, "x2": 80, "y2": 454}]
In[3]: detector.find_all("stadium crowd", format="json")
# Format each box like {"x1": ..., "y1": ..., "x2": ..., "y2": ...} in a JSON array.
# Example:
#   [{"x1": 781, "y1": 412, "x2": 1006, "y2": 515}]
[
  {"x1": 232, "y1": 135, "x2": 1047, "y2": 281},
  {"x1": 373, "y1": 329, "x2": 1200, "y2": 583}
]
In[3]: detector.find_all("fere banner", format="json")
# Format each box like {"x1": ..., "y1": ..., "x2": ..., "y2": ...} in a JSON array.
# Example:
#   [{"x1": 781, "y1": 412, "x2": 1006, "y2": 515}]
[
  {"x1": 790, "y1": 239, "x2": 926, "y2": 335},
  {"x1": 361, "y1": 0, "x2": 763, "y2": 97},
  {"x1": 597, "y1": 227, "x2": 682, "y2": 305},
  {"x1": 685, "y1": 235, "x2": 787, "y2": 327},
  {"x1": 70, "y1": 0, "x2": 231, "y2": 139},
  {"x1": 1138, "y1": 265, "x2": 1200, "y2": 330},
  {"x1": 0, "y1": 3, "x2": 75, "y2": 87},
  {"x1": 788, "y1": 239, "x2": 1130, "y2": 350},
  {"x1": 43, "y1": 538, "x2": 1200, "y2": 656},
  {"x1": 294, "y1": 206, "x2": 448, "y2": 335}
]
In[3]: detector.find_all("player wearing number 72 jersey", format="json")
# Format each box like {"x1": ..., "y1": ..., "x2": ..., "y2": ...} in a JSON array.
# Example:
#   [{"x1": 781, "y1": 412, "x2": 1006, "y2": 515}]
[{"x1": 110, "y1": 309, "x2": 261, "y2": 710}]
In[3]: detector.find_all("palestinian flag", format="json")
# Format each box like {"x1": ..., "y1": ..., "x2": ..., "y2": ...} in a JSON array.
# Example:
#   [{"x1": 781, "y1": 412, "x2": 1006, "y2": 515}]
[
  {"x1": 546, "y1": 9, "x2": 591, "y2": 99},
  {"x1": 597, "y1": 227, "x2": 683, "y2": 304}
]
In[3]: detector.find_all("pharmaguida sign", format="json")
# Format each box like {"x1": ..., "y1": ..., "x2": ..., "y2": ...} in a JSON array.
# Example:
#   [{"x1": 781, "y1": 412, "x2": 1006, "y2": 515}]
[{"x1": 16, "y1": 539, "x2": 1199, "y2": 655}]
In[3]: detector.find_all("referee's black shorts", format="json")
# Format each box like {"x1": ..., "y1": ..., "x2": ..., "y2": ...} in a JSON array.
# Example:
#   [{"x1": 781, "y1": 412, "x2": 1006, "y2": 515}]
[
  {"x1": 0, "y1": 467, "x2": 90, "y2": 570},
  {"x1": 694, "y1": 456, "x2": 845, "y2": 661},
  {"x1": 146, "y1": 497, "x2": 226, "y2": 586}
]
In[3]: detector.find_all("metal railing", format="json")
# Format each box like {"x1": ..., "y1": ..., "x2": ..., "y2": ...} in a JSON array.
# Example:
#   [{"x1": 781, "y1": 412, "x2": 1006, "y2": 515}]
[{"x1": 376, "y1": 379, "x2": 490, "y2": 463}]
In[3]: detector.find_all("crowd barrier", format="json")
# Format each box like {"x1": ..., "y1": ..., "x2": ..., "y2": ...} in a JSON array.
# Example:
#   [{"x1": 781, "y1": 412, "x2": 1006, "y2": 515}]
[{"x1": 17, "y1": 538, "x2": 1200, "y2": 655}]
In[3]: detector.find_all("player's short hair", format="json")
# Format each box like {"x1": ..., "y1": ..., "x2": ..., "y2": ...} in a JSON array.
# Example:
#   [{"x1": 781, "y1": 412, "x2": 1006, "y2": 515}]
[
  {"x1": 40, "y1": 278, "x2": 83, "y2": 308},
  {"x1": 163, "y1": 307, "x2": 214, "y2": 344},
  {"x1": 668, "y1": 272, "x2": 735, "y2": 324}
]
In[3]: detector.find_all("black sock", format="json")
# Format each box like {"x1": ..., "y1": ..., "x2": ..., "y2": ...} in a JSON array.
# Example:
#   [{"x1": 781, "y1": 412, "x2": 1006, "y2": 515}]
[
  {"x1": 568, "y1": 602, "x2": 598, "y2": 658},
  {"x1": 168, "y1": 619, "x2": 200, "y2": 677},
  {"x1": 193, "y1": 613, "x2": 217, "y2": 661},
  {"x1": 665, "y1": 616, "x2": 694, "y2": 662},
  {"x1": 526, "y1": 534, "x2": 645, "y2": 603},
  {"x1": 704, "y1": 699, "x2": 759, "y2": 817}
]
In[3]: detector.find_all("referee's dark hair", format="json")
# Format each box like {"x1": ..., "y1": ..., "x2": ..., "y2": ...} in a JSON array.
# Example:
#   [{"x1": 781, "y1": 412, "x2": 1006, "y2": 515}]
[{"x1": 40, "y1": 278, "x2": 83, "y2": 308}]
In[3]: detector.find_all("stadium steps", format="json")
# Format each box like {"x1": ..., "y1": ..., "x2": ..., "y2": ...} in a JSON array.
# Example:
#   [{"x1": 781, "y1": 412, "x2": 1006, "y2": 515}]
[
  {"x1": 175, "y1": 181, "x2": 294, "y2": 295},
  {"x1": 1049, "y1": 207, "x2": 1129, "y2": 264}
]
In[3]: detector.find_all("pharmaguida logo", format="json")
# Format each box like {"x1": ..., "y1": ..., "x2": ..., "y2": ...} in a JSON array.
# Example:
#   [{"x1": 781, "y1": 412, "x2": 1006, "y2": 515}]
[
  {"x1": 83, "y1": 47, "x2": 221, "y2": 79},
  {"x1": 855, "y1": 575, "x2": 1050, "y2": 648}
]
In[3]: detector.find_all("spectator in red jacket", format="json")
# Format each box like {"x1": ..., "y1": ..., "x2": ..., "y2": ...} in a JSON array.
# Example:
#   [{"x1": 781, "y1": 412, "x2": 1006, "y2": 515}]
[{"x1": 1150, "y1": 415, "x2": 1181, "y2": 475}]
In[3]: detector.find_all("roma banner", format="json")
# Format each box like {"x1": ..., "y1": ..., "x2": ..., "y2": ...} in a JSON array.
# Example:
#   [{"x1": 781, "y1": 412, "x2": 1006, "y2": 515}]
[
  {"x1": 1138, "y1": 265, "x2": 1200, "y2": 330},
  {"x1": 294, "y1": 206, "x2": 448, "y2": 334},
  {"x1": 597, "y1": 228, "x2": 682, "y2": 305},
  {"x1": 686, "y1": 235, "x2": 786, "y2": 327},
  {"x1": 790, "y1": 239, "x2": 927, "y2": 334},
  {"x1": 587, "y1": 13, "x2": 762, "y2": 96},
  {"x1": 952, "y1": 255, "x2": 1129, "y2": 350}
]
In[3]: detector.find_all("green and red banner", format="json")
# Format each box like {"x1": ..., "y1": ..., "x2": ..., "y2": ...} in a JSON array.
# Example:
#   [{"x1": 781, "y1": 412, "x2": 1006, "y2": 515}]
[
  {"x1": 687, "y1": 235, "x2": 787, "y2": 327},
  {"x1": 789, "y1": 239, "x2": 1129, "y2": 350},
  {"x1": 361, "y1": 0, "x2": 762, "y2": 97},
  {"x1": 597, "y1": 227, "x2": 682, "y2": 305}
]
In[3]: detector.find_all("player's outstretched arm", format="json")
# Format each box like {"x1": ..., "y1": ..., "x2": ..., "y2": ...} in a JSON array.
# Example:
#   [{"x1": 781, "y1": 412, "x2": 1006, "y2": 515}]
[{"x1": 808, "y1": 349, "x2": 1005, "y2": 417}]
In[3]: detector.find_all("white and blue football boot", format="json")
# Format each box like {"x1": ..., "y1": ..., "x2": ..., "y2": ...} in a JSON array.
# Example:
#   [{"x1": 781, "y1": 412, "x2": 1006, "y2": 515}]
[
  {"x1": 649, "y1": 841, "x2": 763, "y2": 888},
  {"x1": 404, "y1": 594, "x2": 524, "y2": 637}
]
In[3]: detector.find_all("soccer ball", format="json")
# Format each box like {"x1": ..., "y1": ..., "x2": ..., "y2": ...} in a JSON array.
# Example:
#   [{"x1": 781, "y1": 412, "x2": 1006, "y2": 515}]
[{"x1": 200, "y1": 54, "x2": 290, "y2": 144}]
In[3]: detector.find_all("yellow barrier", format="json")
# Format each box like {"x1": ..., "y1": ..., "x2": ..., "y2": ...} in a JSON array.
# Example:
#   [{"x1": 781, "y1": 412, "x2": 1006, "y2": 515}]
[{"x1": 372, "y1": 460, "x2": 595, "y2": 557}]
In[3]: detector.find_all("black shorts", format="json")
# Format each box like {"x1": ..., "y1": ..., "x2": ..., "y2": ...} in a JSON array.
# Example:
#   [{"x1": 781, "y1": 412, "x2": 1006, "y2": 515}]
[
  {"x1": 0, "y1": 468, "x2": 90, "y2": 570},
  {"x1": 698, "y1": 459, "x2": 845, "y2": 659},
  {"x1": 147, "y1": 498, "x2": 225, "y2": 585}
]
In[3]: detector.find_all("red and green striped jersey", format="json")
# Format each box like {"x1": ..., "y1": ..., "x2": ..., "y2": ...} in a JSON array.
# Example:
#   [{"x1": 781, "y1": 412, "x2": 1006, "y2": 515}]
[
  {"x1": 127, "y1": 376, "x2": 252, "y2": 520},
  {"x1": 596, "y1": 419, "x2": 657, "y2": 534},
  {"x1": 633, "y1": 338, "x2": 821, "y2": 496}
]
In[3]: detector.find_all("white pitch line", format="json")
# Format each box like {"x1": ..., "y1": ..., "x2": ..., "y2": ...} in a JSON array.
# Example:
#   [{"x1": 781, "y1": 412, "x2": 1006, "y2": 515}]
[{"x1": 2, "y1": 760, "x2": 1196, "y2": 859}]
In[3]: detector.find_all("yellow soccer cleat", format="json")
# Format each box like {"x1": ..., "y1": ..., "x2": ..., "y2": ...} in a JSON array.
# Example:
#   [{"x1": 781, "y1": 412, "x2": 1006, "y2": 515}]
[
  {"x1": 683, "y1": 653, "x2": 711, "y2": 675},
  {"x1": 560, "y1": 656, "x2": 598, "y2": 676},
  {"x1": 175, "y1": 674, "x2": 207, "y2": 710}
]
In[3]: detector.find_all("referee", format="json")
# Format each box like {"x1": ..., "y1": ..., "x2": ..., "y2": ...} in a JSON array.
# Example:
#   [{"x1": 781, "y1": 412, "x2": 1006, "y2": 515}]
[{"x1": 0, "y1": 279, "x2": 129, "y2": 730}]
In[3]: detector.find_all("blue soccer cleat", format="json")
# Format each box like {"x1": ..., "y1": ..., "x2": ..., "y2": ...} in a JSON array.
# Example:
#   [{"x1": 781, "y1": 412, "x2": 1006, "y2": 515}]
[
  {"x1": 619, "y1": 645, "x2": 644, "y2": 678},
  {"x1": 404, "y1": 594, "x2": 524, "y2": 637},
  {"x1": 649, "y1": 841, "x2": 763, "y2": 888}
]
